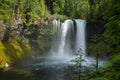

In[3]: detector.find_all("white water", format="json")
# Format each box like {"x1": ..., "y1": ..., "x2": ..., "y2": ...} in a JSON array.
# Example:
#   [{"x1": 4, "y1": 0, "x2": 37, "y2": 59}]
[
  {"x1": 51, "y1": 19, "x2": 86, "y2": 58},
  {"x1": 58, "y1": 20, "x2": 74, "y2": 56},
  {"x1": 75, "y1": 19, "x2": 86, "y2": 58},
  {"x1": 46, "y1": 19, "x2": 105, "y2": 67},
  {"x1": 17, "y1": 19, "x2": 105, "y2": 80},
  {"x1": 51, "y1": 20, "x2": 75, "y2": 57}
]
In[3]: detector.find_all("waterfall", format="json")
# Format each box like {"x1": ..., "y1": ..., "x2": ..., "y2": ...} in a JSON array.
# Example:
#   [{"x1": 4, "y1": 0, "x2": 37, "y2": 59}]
[
  {"x1": 50, "y1": 19, "x2": 86, "y2": 57},
  {"x1": 75, "y1": 19, "x2": 86, "y2": 57}
]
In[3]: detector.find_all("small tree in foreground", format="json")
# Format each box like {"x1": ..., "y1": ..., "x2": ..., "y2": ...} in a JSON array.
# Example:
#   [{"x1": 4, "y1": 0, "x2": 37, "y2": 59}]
[{"x1": 64, "y1": 48, "x2": 87, "y2": 80}]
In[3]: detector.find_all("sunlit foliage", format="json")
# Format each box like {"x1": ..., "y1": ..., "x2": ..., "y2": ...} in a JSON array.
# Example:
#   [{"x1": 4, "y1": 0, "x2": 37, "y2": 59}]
[{"x1": 0, "y1": 39, "x2": 31, "y2": 68}]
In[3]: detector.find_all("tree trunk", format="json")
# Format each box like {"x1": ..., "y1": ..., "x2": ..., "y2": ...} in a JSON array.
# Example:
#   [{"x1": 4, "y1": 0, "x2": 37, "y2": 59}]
[{"x1": 96, "y1": 47, "x2": 99, "y2": 73}]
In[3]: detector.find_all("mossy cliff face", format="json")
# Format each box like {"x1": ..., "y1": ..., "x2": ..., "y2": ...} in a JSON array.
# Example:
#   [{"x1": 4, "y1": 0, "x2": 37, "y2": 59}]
[
  {"x1": 0, "y1": 39, "x2": 31, "y2": 68},
  {"x1": 0, "y1": 20, "x2": 54, "y2": 68},
  {"x1": 0, "y1": 42, "x2": 9, "y2": 68}
]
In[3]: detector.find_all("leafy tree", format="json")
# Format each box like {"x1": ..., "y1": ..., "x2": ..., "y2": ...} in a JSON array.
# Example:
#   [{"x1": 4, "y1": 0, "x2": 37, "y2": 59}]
[
  {"x1": 88, "y1": 0, "x2": 120, "y2": 55},
  {"x1": 86, "y1": 1, "x2": 120, "y2": 79},
  {"x1": 87, "y1": 34, "x2": 110, "y2": 72},
  {"x1": 103, "y1": 53, "x2": 120, "y2": 80},
  {"x1": 0, "y1": 0, "x2": 12, "y2": 22},
  {"x1": 64, "y1": 48, "x2": 87, "y2": 80},
  {"x1": 101, "y1": 0, "x2": 120, "y2": 55},
  {"x1": 45, "y1": 0, "x2": 65, "y2": 15},
  {"x1": 63, "y1": 0, "x2": 90, "y2": 19}
]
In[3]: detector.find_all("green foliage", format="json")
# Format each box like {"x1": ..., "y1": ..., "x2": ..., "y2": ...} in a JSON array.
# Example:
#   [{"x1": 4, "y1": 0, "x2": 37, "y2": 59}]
[
  {"x1": 0, "y1": 38, "x2": 31, "y2": 68},
  {"x1": 81, "y1": 0, "x2": 120, "y2": 80},
  {"x1": 44, "y1": 0, "x2": 90, "y2": 19},
  {"x1": 4, "y1": 41, "x2": 24, "y2": 60},
  {"x1": 0, "y1": 0, "x2": 91, "y2": 22},
  {"x1": 103, "y1": 53, "x2": 120, "y2": 80},
  {"x1": 63, "y1": 0, "x2": 90, "y2": 19},
  {"x1": 0, "y1": 1, "x2": 120, "y2": 79},
  {"x1": 0, "y1": 0, "x2": 12, "y2": 22},
  {"x1": 0, "y1": 42, "x2": 10, "y2": 68},
  {"x1": 53, "y1": 14, "x2": 68, "y2": 20},
  {"x1": 0, "y1": 0, "x2": 50, "y2": 23},
  {"x1": 97, "y1": 0, "x2": 120, "y2": 55},
  {"x1": 103, "y1": 15, "x2": 120, "y2": 54},
  {"x1": 64, "y1": 48, "x2": 88, "y2": 80},
  {"x1": 44, "y1": 0, "x2": 65, "y2": 14},
  {"x1": 87, "y1": 34, "x2": 110, "y2": 56},
  {"x1": 29, "y1": 0, "x2": 47, "y2": 19},
  {"x1": 36, "y1": 23, "x2": 55, "y2": 54},
  {"x1": 83, "y1": 53, "x2": 120, "y2": 80},
  {"x1": 87, "y1": 0, "x2": 120, "y2": 55}
]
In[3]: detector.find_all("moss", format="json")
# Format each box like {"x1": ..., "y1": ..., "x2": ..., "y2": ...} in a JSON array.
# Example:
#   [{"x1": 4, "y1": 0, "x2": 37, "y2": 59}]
[
  {"x1": 52, "y1": 14, "x2": 68, "y2": 20},
  {"x1": 19, "y1": 39, "x2": 32, "y2": 56},
  {"x1": 0, "y1": 39, "x2": 32, "y2": 68},
  {"x1": 3, "y1": 41, "x2": 23, "y2": 61},
  {"x1": 0, "y1": 41, "x2": 10, "y2": 68}
]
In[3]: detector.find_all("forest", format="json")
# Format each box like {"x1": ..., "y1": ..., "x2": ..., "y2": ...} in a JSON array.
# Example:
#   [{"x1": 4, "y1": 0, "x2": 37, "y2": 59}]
[{"x1": 0, "y1": 0, "x2": 120, "y2": 80}]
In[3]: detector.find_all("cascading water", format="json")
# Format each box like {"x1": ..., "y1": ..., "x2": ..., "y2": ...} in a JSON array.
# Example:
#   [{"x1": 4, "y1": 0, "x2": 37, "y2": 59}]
[
  {"x1": 18, "y1": 19, "x2": 105, "y2": 80},
  {"x1": 75, "y1": 19, "x2": 86, "y2": 58},
  {"x1": 51, "y1": 19, "x2": 86, "y2": 58}
]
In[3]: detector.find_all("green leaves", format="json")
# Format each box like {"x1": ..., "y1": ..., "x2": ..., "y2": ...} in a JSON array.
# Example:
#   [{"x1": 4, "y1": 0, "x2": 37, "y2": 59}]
[
  {"x1": 63, "y1": 0, "x2": 90, "y2": 19},
  {"x1": 29, "y1": 0, "x2": 46, "y2": 18},
  {"x1": 103, "y1": 53, "x2": 120, "y2": 80},
  {"x1": 0, "y1": 0, "x2": 12, "y2": 22},
  {"x1": 87, "y1": 3, "x2": 120, "y2": 76}
]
